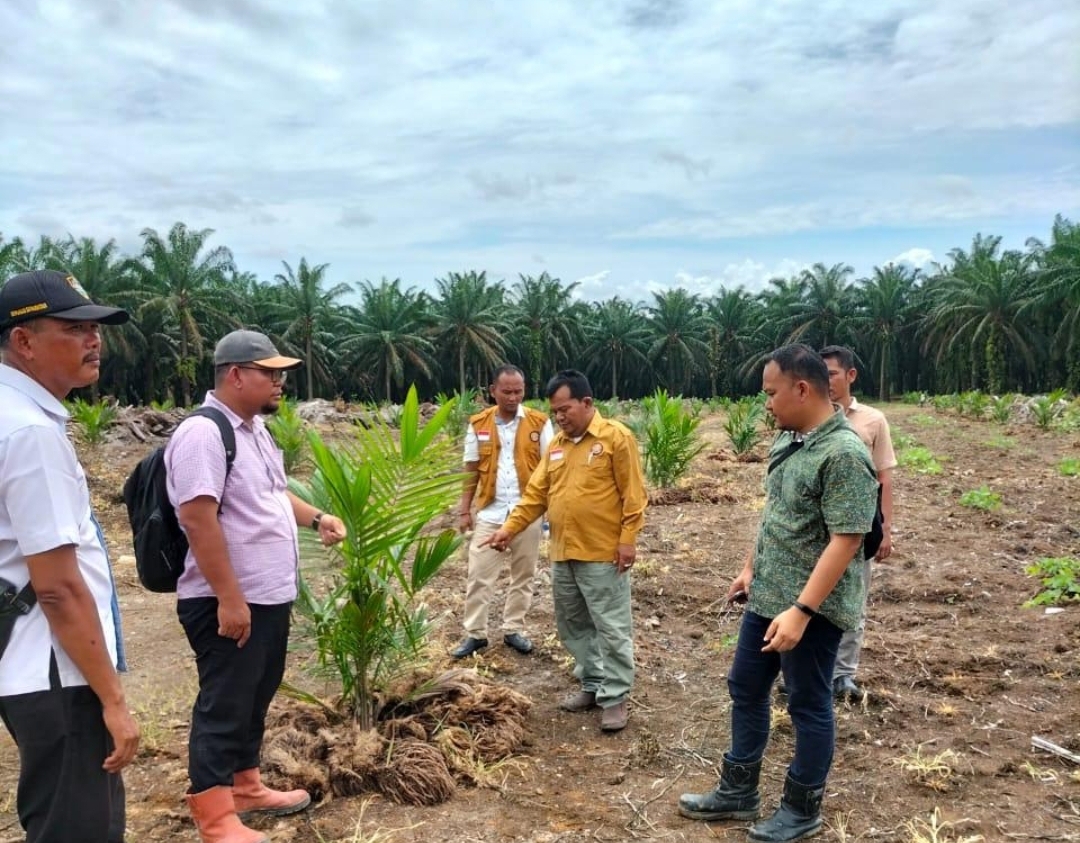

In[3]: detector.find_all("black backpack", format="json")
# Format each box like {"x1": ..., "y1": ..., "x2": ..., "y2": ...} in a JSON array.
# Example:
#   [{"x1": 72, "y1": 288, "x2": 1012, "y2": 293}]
[
  {"x1": 122, "y1": 407, "x2": 236, "y2": 592},
  {"x1": 767, "y1": 439, "x2": 885, "y2": 561}
]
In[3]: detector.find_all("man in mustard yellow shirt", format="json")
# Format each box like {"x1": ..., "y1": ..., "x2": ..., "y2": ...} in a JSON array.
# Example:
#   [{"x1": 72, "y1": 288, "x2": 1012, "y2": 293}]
[{"x1": 485, "y1": 370, "x2": 647, "y2": 731}]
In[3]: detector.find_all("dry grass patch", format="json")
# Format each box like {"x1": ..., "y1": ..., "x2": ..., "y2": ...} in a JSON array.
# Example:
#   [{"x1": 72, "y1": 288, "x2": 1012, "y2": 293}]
[
  {"x1": 892, "y1": 746, "x2": 965, "y2": 792},
  {"x1": 902, "y1": 807, "x2": 984, "y2": 843}
]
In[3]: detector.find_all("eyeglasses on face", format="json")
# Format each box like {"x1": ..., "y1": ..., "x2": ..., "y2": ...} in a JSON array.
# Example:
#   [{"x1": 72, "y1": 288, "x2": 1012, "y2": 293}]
[{"x1": 236, "y1": 365, "x2": 287, "y2": 384}]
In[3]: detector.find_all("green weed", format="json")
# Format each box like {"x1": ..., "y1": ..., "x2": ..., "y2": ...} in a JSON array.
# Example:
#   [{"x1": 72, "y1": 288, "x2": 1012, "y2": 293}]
[
  {"x1": 892, "y1": 431, "x2": 918, "y2": 450},
  {"x1": 982, "y1": 434, "x2": 1015, "y2": 450},
  {"x1": 958, "y1": 486, "x2": 1002, "y2": 511},
  {"x1": 1055, "y1": 405, "x2": 1080, "y2": 432},
  {"x1": 898, "y1": 446, "x2": 943, "y2": 474},
  {"x1": 910, "y1": 413, "x2": 944, "y2": 427},
  {"x1": 1023, "y1": 557, "x2": 1080, "y2": 607},
  {"x1": 1058, "y1": 457, "x2": 1080, "y2": 477},
  {"x1": 900, "y1": 391, "x2": 925, "y2": 405}
]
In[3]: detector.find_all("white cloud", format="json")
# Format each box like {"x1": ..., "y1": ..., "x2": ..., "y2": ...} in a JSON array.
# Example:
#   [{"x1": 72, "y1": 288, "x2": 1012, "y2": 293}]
[
  {"x1": 891, "y1": 248, "x2": 935, "y2": 268},
  {"x1": 0, "y1": 0, "x2": 1076, "y2": 296}
]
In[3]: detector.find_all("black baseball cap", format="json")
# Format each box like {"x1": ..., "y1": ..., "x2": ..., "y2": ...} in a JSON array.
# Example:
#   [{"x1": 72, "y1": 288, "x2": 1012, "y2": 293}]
[{"x1": 0, "y1": 270, "x2": 130, "y2": 331}]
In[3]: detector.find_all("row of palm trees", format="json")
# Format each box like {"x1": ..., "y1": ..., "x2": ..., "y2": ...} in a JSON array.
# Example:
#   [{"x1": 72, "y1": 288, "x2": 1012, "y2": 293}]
[{"x1": 1, "y1": 217, "x2": 1076, "y2": 406}]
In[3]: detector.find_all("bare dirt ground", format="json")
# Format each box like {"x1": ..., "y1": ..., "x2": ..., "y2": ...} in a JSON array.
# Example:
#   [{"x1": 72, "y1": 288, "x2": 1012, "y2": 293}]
[{"x1": 2, "y1": 403, "x2": 1078, "y2": 843}]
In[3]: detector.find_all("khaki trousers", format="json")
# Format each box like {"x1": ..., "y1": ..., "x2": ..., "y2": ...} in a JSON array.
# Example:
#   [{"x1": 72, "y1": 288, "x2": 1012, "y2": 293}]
[
  {"x1": 552, "y1": 560, "x2": 634, "y2": 707},
  {"x1": 463, "y1": 519, "x2": 541, "y2": 638},
  {"x1": 834, "y1": 556, "x2": 872, "y2": 679}
]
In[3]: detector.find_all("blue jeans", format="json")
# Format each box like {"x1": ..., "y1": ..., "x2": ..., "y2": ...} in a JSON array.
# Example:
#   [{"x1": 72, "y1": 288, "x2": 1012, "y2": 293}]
[{"x1": 727, "y1": 611, "x2": 842, "y2": 786}]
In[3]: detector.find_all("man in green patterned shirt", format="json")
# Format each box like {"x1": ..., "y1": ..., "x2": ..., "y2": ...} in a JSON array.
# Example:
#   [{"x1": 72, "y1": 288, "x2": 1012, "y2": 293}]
[{"x1": 679, "y1": 344, "x2": 878, "y2": 843}]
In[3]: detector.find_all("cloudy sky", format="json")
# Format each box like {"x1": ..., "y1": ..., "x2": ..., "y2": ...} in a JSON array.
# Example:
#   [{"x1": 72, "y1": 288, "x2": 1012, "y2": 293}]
[{"x1": 1, "y1": 0, "x2": 1078, "y2": 300}]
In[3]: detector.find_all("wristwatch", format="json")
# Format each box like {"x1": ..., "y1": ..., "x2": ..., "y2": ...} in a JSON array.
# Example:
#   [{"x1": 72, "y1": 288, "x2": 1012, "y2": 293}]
[{"x1": 311, "y1": 512, "x2": 324, "y2": 531}]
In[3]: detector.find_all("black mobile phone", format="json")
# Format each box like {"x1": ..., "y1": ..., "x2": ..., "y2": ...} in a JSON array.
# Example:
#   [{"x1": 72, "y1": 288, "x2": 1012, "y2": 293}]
[{"x1": 731, "y1": 589, "x2": 748, "y2": 605}]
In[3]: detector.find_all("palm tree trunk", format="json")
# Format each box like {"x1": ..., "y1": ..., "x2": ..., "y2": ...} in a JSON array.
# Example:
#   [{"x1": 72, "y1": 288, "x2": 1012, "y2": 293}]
[
  {"x1": 306, "y1": 334, "x2": 314, "y2": 401},
  {"x1": 179, "y1": 330, "x2": 192, "y2": 407},
  {"x1": 458, "y1": 347, "x2": 466, "y2": 396},
  {"x1": 879, "y1": 341, "x2": 890, "y2": 401}
]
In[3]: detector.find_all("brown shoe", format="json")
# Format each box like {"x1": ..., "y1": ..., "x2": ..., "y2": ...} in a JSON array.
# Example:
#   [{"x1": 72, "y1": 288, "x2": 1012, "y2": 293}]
[
  {"x1": 600, "y1": 700, "x2": 629, "y2": 731},
  {"x1": 559, "y1": 689, "x2": 597, "y2": 712}
]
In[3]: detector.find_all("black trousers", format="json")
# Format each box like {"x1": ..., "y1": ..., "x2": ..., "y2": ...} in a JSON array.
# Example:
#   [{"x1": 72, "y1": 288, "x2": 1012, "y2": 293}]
[
  {"x1": 0, "y1": 658, "x2": 125, "y2": 843},
  {"x1": 178, "y1": 598, "x2": 291, "y2": 792}
]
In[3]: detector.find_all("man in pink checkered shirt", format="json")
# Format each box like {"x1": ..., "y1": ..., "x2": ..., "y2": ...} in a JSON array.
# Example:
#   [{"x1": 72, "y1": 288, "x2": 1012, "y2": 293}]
[{"x1": 166, "y1": 329, "x2": 346, "y2": 843}]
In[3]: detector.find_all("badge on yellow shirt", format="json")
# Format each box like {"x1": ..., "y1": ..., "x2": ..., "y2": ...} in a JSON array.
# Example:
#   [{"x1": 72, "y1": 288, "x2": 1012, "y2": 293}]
[{"x1": 549, "y1": 448, "x2": 564, "y2": 461}]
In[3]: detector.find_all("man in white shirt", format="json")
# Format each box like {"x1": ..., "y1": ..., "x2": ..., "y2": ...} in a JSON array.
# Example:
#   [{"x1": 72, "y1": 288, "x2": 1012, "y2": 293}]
[
  {"x1": 452, "y1": 366, "x2": 553, "y2": 658},
  {"x1": 820, "y1": 346, "x2": 897, "y2": 699},
  {"x1": 0, "y1": 270, "x2": 139, "y2": 843}
]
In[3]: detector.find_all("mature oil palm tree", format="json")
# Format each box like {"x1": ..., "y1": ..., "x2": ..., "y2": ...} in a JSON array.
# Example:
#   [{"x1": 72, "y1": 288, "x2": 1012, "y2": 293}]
[
  {"x1": 787, "y1": 262, "x2": 855, "y2": 348},
  {"x1": 1028, "y1": 215, "x2": 1080, "y2": 389},
  {"x1": 757, "y1": 274, "x2": 807, "y2": 347},
  {"x1": 579, "y1": 297, "x2": 651, "y2": 399},
  {"x1": 923, "y1": 234, "x2": 1041, "y2": 393},
  {"x1": 852, "y1": 264, "x2": 918, "y2": 400},
  {"x1": 343, "y1": 278, "x2": 438, "y2": 403},
  {"x1": 509, "y1": 272, "x2": 583, "y2": 397},
  {"x1": 643, "y1": 288, "x2": 711, "y2": 395},
  {"x1": 129, "y1": 222, "x2": 238, "y2": 406},
  {"x1": 1, "y1": 234, "x2": 58, "y2": 273},
  {"x1": 0, "y1": 234, "x2": 31, "y2": 278},
  {"x1": 703, "y1": 287, "x2": 766, "y2": 397},
  {"x1": 270, "y1": 258, "x2": 352, "y2": 400},
  {"x1": 430, "y1": 271, "x2": 510, "y2": 395},
  {"x1": 128, "y1": 299, "x2": 181, "y2": 405}
]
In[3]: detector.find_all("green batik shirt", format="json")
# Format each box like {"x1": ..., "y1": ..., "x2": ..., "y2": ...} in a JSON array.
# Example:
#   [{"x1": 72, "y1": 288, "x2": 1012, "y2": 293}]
[{"x1": 748, "y1": 408, "x2": 879, "y2": 631}]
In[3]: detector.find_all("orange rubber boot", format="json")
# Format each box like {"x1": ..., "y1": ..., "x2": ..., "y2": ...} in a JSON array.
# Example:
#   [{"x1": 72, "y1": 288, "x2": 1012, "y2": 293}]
[
  {"x1": 186, "y1": 786, "x2": 269, "y2": 843},
  {"x1": 232, "y1": 768, "x2": 311, "y2": 817}
]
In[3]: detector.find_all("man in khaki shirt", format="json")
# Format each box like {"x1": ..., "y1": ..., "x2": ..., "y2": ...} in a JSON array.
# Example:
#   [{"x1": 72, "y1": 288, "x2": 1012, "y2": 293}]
[
  {"x1": 485, "y1": 369, "x2": 647, "y2": 732},
  {"x1": 820, "y1": 346, "x2": 897, "y2": 699}
]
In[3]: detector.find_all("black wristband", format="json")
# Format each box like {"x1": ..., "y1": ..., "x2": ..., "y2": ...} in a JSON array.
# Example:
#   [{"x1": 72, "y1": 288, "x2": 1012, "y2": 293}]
[
  {"x1": 793, "y1": 600, "x2": 817, "y2": 618},
  {"x1": 311, "y1": 512, "x2": 324, "y2": 531}
]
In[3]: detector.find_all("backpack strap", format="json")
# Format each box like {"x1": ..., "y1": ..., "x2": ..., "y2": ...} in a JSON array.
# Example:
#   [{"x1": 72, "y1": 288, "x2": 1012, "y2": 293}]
[
  {"x1": 181, "y1": 408, "x2": 238, "y2": 512},
  {"x1": 185, "y1": 407, "x2": 237, "y2": 475},
  {"x1": 767, "y1": 439, "x2": 804, "y2": 474}
]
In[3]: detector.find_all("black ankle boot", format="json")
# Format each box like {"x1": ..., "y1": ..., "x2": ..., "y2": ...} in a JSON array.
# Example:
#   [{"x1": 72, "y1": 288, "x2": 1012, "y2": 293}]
[
  {"x1": 677, "y1": 755, "x2": 761, "y2": 821},
  {"x1": 748, "y1": 773, "x2": 824, "y2": 841}
]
